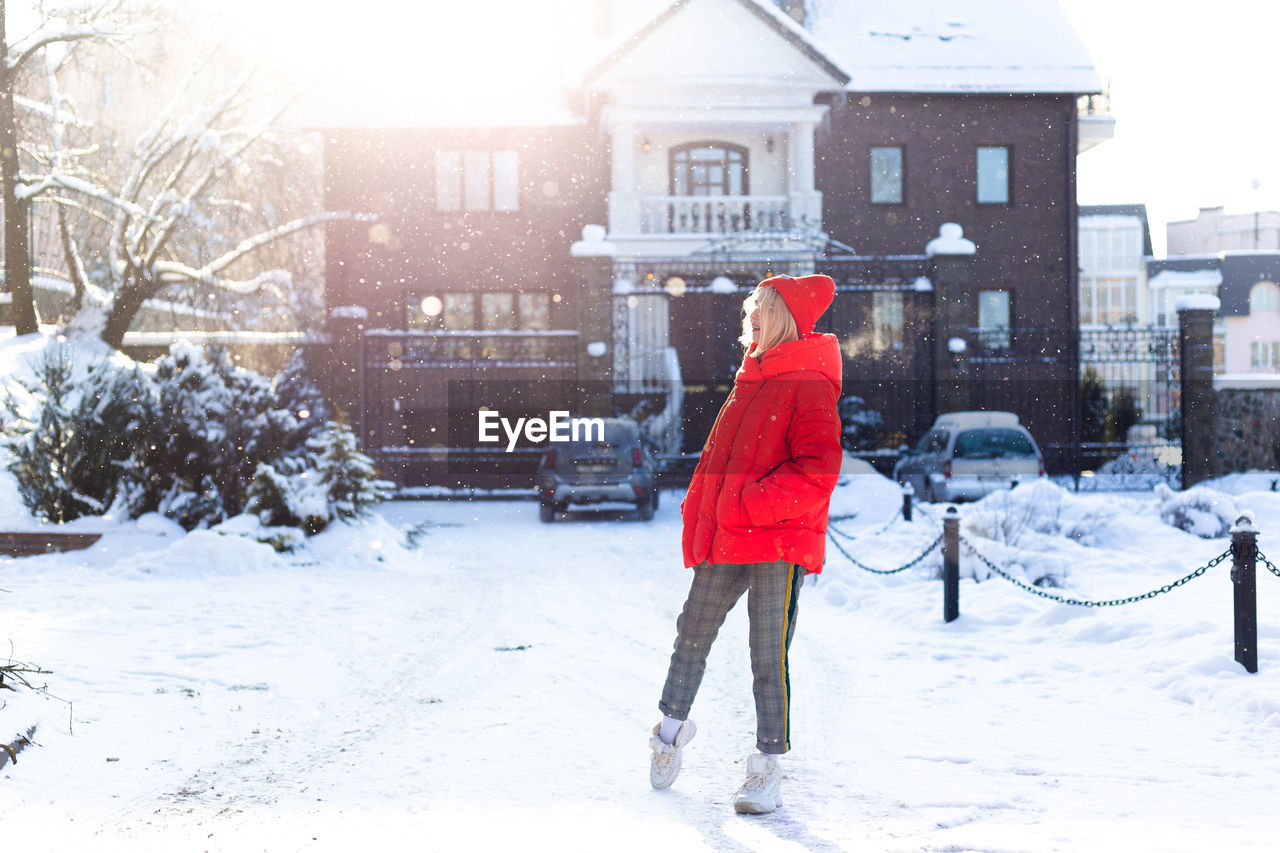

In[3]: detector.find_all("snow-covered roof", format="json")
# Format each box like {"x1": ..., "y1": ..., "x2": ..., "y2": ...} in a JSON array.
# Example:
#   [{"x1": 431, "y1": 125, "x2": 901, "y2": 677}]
[
  {"x1": 1147, "y1": 269, "x2": 1223, "y2": 290},
  {"x1": 807, "y1": 0, "x2": 1103, "y2": 94},
  {"x1": 299, "y1": 0, "x2": 1101, "y2": 129},
  {"x1": 585, "y1": 0, "x2": 850, "y2": 89}
]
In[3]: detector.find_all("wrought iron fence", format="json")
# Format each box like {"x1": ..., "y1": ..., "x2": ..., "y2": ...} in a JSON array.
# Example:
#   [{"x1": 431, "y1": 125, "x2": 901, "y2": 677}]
[
  {"x1": 1078, "y1": 325, "x2": 1181, "y2": 441},
  {"x1": 363, "y1": 329, "x2": 580, "y2": 370}
]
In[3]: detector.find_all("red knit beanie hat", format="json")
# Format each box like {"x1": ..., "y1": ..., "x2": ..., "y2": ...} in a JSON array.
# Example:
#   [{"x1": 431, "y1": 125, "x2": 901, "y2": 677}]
[{"x1": 760, "y1": 274, "x2": 835, "y2": 336}]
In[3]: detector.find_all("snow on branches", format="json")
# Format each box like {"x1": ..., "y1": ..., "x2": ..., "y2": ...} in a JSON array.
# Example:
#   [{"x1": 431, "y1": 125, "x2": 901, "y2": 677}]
[{"x1": 3, "y1": 6, "x2": 373, "y2": 346}]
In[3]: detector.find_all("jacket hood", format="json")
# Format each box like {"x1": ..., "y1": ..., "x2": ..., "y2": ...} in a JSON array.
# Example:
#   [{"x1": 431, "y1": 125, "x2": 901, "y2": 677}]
[
  {"x1": 739, "y1": 332, "x2": 842, "y2": 394},
  {"x1": 760, "y1": 274, "x2": 836, "y2": 337}
]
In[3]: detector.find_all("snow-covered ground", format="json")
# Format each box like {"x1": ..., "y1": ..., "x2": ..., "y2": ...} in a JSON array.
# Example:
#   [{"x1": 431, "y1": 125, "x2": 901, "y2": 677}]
[{"x1": 5, "y1": 459, "x2": 1280, "y2": 851}]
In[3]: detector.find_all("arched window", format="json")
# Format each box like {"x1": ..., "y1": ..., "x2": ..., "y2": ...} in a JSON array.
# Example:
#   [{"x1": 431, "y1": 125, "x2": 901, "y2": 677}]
[
  {"x1": 1250, "y1": 280, "x2": 1280, "y2": 313},
  {"x1": 670, "y1": 142, "x2": 748, "y2": 196}
]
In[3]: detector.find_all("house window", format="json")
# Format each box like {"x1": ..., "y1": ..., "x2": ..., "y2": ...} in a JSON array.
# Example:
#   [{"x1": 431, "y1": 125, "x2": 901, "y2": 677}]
[
  {"x1": 519, "y1": 293, "x2": 551, "y2": 330},
  {"x1": 408, "y1": 294, "x2": 444, "y2": 330},
  {"x1": 871, "y1": 291, "x2": 904, "y2": 350},
  {"x1": 480, "y1": 292, "x2": 516, "y2": 330},
  {"x1": 407, "y1": 291, "x2": 551, "y2": 332},
  {"x1": 1251, "y1": 340, "x2": 1280, "y2": 370},
  {"x1": 1080, "y1": 276, "x2": 1138, "y2": 325},
  {"x1": 435, "y1": 150, "x2": 520, "y2": 211},
  {"x1": 1250, "y1": 281, "x2": 1280, "y2": 312},
  {"x1": 976, "y1": 146, "x2": 1010, "y2": 204},
  {"x1": 978, "y1": 289, "x2": 1011, "y2": 349},
  {"x1": 870, "y1": 146, "x2": 903, "y2": 204},
  {"x1": 492, "y1": 151, "x2": 520, "y2": 211},
  {"x1": 442, "y1": 292, "x2": 475, "y2": 330},
  {"x1": 671, "y1": 143, "x2": 748, "y2": 196},
  {"x1": 435, "y1": 152, "x2": 462, "y2": 211}
]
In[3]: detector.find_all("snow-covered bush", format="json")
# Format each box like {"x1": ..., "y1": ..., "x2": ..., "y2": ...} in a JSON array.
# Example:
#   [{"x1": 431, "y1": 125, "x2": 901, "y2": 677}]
[
  {"x1": 3, "y1": 347, "x2": 83, "y2": 522},
  {"x1": 245, "y1": 462, "x2": 329, "y2": 534},
  {"x1": 143, "y1": 342, "x2": 237, "y2": 528},
  {"x1": 964, "y1": 479, "x2": 1065, "y2": 547},
  {"x1": 4, "y1": 340, "x2": 390, "y2": 532},
  {"x1": 311, "y1": 421, "x2": 396, "y2": 520},
  {"x1": 1154, "y1": 483, "x2": 1240, "y2": 539},
  {"x1": 838, "y1": 395, "x2": 885, "y2": 451},
  {"x1": 2, "y1": 348, "x2": 153, "y2": 522}
]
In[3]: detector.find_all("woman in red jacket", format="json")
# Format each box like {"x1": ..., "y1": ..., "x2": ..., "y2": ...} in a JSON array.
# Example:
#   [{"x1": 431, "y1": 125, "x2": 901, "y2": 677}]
[{"x1": 648, "y1": 274, "x2": 843, "y2": 815}]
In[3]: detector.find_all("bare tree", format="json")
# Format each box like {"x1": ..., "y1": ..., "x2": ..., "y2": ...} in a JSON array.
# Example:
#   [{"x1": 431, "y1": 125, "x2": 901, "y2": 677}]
[
  {"x1": 46, "y1": 62, "x2": 366, "y2": 348},
  {"x1": 7, "y1": 4, "x2": 364, "y2": 349},
  {"x1": 1, "y1": 0, "x2": 134, "y2": 335}
]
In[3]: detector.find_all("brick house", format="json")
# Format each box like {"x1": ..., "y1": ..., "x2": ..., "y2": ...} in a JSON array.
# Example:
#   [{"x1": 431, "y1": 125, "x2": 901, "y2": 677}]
[{"x1": 314, "y1": 0, "x2": 1107, "y2": 486}]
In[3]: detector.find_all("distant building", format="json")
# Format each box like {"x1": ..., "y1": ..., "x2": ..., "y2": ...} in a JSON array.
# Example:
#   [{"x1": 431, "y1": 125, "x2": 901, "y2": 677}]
[
  {"x1": 1168, "y1": 206, "x2": 1280, "y2": 254},
  {"x1": 1078, "y1": 204, "x2": 1152, "y2": 328},
  {"x1": 1076, "y1": 204, "x2": 1185, "y2": 435},
  {"x1": 1152, "y1": 208, "x2": 1280, "y2": 378}
]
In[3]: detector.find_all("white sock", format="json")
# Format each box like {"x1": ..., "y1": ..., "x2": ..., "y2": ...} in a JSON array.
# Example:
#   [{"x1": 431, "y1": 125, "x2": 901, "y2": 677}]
[
  {"x1": 659, "y1": 715, "x2": 683, "y2": 745},
  {"x1": 759, "y1": 752, "x2": 779, "y2": 765}
]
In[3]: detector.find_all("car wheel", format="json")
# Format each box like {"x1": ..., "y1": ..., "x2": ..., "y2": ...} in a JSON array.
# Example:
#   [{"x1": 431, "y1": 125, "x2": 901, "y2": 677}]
[
  {"x1": 539, "y1": 502, "x2": 555, "y2": 523},
  {"x1": 652, "y1": 489, "x2": 660, "y2": 510},
  {"x1": 638, "y1": 495, "x2": 655, "y2": 521}
]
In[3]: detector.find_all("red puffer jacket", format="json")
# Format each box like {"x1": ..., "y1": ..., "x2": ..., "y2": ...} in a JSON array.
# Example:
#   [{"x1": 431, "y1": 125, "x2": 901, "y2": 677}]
[{"x1": 681, "y1": 332, "x2": 843, "y2": 574}]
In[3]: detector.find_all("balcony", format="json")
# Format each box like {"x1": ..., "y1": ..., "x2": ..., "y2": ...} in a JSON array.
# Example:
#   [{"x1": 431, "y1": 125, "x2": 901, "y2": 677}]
[
  {"x1": 639, "y1": 195, "x2": 789, "y2": 235},
  {"x1": 1076, "y1": 93, "x2": 1115, "y2": 154}
]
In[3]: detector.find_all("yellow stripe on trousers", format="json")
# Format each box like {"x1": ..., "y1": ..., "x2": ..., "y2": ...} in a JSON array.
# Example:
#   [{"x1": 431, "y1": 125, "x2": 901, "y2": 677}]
[{"x1": 780, "y1": 565, "x2": 794, "y2": 752}]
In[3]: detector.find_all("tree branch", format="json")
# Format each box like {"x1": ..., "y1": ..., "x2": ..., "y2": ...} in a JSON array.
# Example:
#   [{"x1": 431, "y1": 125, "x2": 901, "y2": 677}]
[
  {"x1": 56, "y1": 202, "x2": 92, "y2": 316},
  {"x1": 7, "y1": 26, "x2": 129, "y2": 74},
  {"x1": 150, "y1": 210, "x2": 375, "y2": 292}
]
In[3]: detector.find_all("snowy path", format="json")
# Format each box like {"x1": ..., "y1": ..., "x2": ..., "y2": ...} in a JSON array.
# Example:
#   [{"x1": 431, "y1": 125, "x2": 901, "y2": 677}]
[{"x1": 5, "y1": 475, "x2": 1280, "y2": 851}]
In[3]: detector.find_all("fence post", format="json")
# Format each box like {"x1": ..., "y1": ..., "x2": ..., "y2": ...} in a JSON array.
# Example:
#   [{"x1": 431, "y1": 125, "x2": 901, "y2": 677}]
[
  {"x1": 1230, "y1": 514, "x2": 1259, "y2": 674},
  {"x1": 943, "y1": 506, "x2": 960, "y2": 622},
  {"x1": 902, "y1": 483, "x2": 913, "y2": 523}
]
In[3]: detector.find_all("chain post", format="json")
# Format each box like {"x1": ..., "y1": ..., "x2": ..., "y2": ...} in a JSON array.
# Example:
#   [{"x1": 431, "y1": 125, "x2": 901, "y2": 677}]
[
  {"x1": 901, "y1": 483, "x2": 914, "y2": 523},
  {"x1": 1230, "y1": 513, "x2": 1259, "y2": 674},
  {"x1": 943, "y1": 507, "x2": 959, "y2": 622}
]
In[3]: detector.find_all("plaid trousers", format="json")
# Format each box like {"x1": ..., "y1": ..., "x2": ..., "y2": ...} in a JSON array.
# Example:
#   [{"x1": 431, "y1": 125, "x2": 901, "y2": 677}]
[{"x1": 659, "y1": 560, "x2": 804, "y2": 754}]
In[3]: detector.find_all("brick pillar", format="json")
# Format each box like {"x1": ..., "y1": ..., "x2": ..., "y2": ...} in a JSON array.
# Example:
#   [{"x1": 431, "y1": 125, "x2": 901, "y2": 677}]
[
  {"x1": 571, "y1": 225, "x2": 616, "y2": 416},
  {"x1": 926, "y1": 224, "x2": 976, "y2": 416},
  {"x1": 325, "y1": 305, "x2": 368, "y2": 437},
  {"x1": 1178, "y1": 298, "x2": 1219, "y2": 488}
]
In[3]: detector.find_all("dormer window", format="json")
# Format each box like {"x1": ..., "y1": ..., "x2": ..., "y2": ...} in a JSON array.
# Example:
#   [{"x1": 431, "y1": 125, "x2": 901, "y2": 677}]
[
  {"x1": 1250, "y1": 281, "x2": 1280, "y2": 313},
  {"x1": 671, "y1": 142, "x2": 748, "y2": 196}
]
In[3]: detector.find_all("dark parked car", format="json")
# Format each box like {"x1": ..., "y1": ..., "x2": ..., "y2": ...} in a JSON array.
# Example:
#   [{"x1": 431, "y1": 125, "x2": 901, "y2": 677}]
[
  {"x1": 893, "y1": 411, "x2": 1044, "y2": 502},
  {"x1": 536, "y1": 417, "x2": 658, "y2": 522}
]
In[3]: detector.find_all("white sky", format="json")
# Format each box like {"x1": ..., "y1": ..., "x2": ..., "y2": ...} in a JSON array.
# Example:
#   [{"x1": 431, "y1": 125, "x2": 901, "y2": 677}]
[
  {"x1": 1058, "y1": 0, "x2": 1280, "y2": 255},
  {"x1": 26, "y1": 0, "x2": 1276, "y2": 257}
]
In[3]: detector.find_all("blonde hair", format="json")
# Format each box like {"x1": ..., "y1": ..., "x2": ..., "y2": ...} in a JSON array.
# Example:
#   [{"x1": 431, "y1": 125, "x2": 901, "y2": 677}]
[{"x1": 739, "y1": 285, "x2": 798, "y2": 355}]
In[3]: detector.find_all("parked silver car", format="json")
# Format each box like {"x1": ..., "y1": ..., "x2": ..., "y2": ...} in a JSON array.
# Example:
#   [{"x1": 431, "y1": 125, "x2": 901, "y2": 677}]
[
  {"x1": 894, "y1": 411, "x2": 1044, "y2": 502},
  {"x1": 536, "y1": 417, "x2": 658, "y2": 522}
]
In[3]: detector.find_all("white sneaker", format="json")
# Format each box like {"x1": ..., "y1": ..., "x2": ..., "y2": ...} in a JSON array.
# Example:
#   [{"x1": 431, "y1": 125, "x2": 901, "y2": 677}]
[
  {"x1": 734, "y1": 754, "x2": 782, "y2": 814},
  {"x1": 649, "y1": 719, "x2": 696, "y2": 789}
]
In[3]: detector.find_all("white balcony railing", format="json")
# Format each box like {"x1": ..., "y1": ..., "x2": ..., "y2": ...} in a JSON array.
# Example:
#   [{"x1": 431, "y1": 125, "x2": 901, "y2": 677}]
[{"x1": 639, "y1": 195, "x2": 789, "y2": 235}]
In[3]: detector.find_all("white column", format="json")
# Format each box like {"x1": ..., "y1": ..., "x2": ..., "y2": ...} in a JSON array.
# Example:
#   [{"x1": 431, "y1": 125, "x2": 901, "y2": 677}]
[
  {"x1": 788, "y1": 121, "x2": 821, "y2": 230},
  {"x1": 788, "y1": 122, "x2": 815, "y2": 193},
  {"x1": 608, "y1": 123, "x2": 641, "y2": 235},
  {"x1": 611, "y1": 122, "x2": 636, "y2": 191}
]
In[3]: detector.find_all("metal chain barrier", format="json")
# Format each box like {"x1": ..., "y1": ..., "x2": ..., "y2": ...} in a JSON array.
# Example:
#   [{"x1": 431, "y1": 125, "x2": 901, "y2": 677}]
[
  {"x1": 959, "y1": 533, "x2": 1232, "y2": 608},
  {"x1": 827, "y1": 529, "x2": 944, "y2": 575},
  {"x1": 1258, "y1": 549, "x2": 1280, "y2": 580}
]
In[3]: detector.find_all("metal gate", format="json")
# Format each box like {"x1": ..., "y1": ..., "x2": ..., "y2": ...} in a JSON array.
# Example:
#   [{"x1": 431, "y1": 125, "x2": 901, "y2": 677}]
[{"x1": 1068, "y1": 325, "x2": 1182, "y2": 488}]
